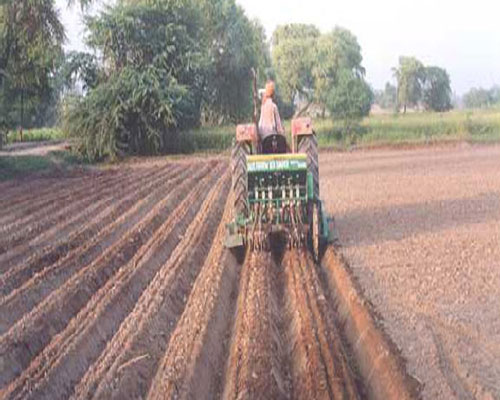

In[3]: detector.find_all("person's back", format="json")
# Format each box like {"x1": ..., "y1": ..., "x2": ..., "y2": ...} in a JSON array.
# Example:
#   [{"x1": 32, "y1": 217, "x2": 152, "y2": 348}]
[{"x1": 258, "y1": 81, "x2": 284, "y2": 140}]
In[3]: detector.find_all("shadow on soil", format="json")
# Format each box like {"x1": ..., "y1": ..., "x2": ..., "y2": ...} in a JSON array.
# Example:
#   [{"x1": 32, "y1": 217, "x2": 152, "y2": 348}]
[{"x1": 337, "y1": 192, "x2": 500, "y2": 247}]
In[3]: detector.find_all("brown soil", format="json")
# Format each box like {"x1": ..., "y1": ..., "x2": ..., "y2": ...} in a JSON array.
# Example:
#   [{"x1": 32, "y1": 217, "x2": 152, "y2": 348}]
[
  {"x1": 0, "y1": 149, "x2": 440, "y2": 400},
  {"x1": 321, "y1": 144, "x2": 500, "y2": 399}
]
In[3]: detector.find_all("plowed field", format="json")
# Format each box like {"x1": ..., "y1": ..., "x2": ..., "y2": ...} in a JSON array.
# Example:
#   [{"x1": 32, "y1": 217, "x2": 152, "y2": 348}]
[
  {"x1": 0, "y1": 157, "x2": 418, "y2": 399},
  {"x1": 323, "y1": 144, "x2": 500, "y2": 399}
]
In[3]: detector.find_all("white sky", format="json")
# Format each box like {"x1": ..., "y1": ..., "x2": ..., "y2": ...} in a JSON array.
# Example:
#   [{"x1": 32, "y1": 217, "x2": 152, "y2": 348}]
[{"x1": 56, "y1": 0, "x2": 500, "y2": 95}]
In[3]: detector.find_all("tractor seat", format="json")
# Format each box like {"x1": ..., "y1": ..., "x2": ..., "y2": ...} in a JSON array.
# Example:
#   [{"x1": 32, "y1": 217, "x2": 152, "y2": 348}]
[{"x1": 261, "y1": 134, "x2": 288, "y2": 154}]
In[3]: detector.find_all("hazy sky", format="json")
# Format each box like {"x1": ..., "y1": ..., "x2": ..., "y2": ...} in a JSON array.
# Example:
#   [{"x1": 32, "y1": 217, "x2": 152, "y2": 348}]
[{"x1": 56, "y1": 0, "x2": 500, "y2": 95}]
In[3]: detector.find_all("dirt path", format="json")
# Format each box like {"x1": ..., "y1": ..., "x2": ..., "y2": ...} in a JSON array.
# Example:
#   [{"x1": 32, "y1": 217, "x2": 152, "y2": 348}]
[
  {"x1": 321, "y1": 144, "x2": 500, "y2": 399},
  {"x1": 0, "y1": 141, "x2": 69, "y2": 157}
]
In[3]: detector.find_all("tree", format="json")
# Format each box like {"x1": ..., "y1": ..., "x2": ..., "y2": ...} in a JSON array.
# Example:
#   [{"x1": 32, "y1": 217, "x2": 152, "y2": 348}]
[
  {"x1": 271, "y1": 24, "x2": 367, "y2": 118},
  {"x1": 422, "y1": 66, "x2": 452, "y2": 112},
  {"x1": 271, "y1": 24, "x2": 320, "y2": 113},
  {"x1": 326, "y1": 69, "x2": 373, "y2": 139},
  {"x1": 463, "y1": 87, "x2": 493, "y2": 109},
  {"x1": 392, "y1": 56, "x2": 425, "y2": 113},
  {"x1": 63, "y1": 0, "x2": 206, "y2": 160},
  {"x1": 374, "y1": 82, "x2": 397, "y2": 110},
  {"x1": 488, "y1": 85, "x2": 500, "y2": 105},
  {"x1": 61, "y1": 51, "x2": 100, "y2": 92},
  {"x1": 0, "y1": 0, "x2": 65, "y2": 136},
  {"x1": 313, "y1": 27, "x2": 365, "y2": 111},
  {"x1": 198, "y1": 0, "x2": 270, "y2": 123}
]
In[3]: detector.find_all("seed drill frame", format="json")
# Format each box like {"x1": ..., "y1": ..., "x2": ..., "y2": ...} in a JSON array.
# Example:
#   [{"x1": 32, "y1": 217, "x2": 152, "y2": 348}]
[{"x1": 225, "y1": 117, "x2": 333, "y2": 262}]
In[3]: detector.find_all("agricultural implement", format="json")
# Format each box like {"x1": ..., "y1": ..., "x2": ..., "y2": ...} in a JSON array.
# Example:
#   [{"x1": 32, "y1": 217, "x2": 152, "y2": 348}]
[{"x1": 225, "y1": 117, "x2": 333, "y2": 262}]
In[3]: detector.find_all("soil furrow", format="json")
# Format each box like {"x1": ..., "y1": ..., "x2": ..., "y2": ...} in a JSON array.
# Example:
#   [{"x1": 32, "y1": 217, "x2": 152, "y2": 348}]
[
  {"x1": 321, "y1": 248, "x2": 420, "y2": 400},
  {"x1": 72, "y1": 170, "x2": 230, "y2": 400},
  {"x1": 0, "y1": 162, "x2": 219, "y2": 389},
  {"x1": 141, "y1": 189, "x2": 237, "y2": 400},
  {"x1": 0, "y1": 169, "x2": 125, "y2": 230},
  {"x1": 283, "y1": 250, "x2": 360, "y2": 399},
  {"x1": 0, "y1": 165, "x2": 191, "y2": 333},
  {"x1": 0, "y1": 170, "x2": 109, "y2": 221},
  {"x1": 1, "y1": 164, "x2": 228, "y2": 400},
  {"x1": 222, "y1": 251, "x2": 290, "y2": 400},
  {"x1": 0, "y1": 164, "x2": 181, "y2": 297},
  {"x1": 0, "y1": 168, "x2": 149, "y2": 256}
]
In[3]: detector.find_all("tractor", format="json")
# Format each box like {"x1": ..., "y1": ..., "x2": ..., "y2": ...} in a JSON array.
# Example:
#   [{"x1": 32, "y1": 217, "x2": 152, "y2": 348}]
[{"x1": 225, "y1": 116, "x2": 333, "y2": 262}]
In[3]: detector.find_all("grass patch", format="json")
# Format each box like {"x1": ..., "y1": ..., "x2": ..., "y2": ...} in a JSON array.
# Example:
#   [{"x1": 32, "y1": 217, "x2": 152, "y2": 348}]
[
  {"x1": 0, "y1": 149, "x2": 89, "y2": 181},
  {"x1": 173, "y1": 125, "x2": 235, "y2": 153},
  {"x1": 172, "y1": 109, "x2": 500, "y2": 153},
  {"x1": 6, "y1": 128, "x2": 66, "y2": 144},
  {"x1": 0, "y1": 155, "x2": 54, "y2": 180}
]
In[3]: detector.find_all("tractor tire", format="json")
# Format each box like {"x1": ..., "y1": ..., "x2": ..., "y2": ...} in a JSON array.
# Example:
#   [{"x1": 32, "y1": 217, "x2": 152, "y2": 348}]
[
  {"x1": 309, "y1": 201, "x2": 321, "y2": 263},
  {"x1": 231, "y1": 141, "x2": 250, "y2": 218},
  {"x1": 298, "y1": 134, "x2": 319, "y2": 200}
]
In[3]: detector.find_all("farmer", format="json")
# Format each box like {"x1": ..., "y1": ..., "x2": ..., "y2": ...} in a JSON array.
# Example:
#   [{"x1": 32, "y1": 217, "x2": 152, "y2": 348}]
[{"x1": 258, "y1": 80, "x2": 285, "y2": 141}]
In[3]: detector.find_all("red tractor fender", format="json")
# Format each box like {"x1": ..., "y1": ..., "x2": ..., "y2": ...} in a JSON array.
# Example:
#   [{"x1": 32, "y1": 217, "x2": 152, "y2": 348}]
[
  {"x1": 291, "y1": 117, "x2": 314, "y2": 153},
  {"x1": 236, "y1": 124, "x2": 258, "y2": 143}
]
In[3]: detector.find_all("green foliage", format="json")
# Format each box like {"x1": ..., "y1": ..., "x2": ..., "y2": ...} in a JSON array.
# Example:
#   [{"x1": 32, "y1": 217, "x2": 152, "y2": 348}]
[
  {"x1": 271, "y1": 24, "x2": 319, "y2": 106},
  {"x1": 7, "y1": 127, "x2": 65, "y2": 143},
  {"x1": 392, "y1": 56, "x2": 425, "y2": 112},
  {"x1": 63, "y1": 0, "x2": 269, "y2": 159},
  {"x1": 374, "y1": 82, "x2": 397, "y2": 110},
  {"x1": 0, "y1": 155, "x2": 53, "y2": 180},
  {"x1": 64, "y1": 65, "x2": 195, "y2": 160},
  {"x1": 0, "y1": 149, "x2": 88, "y2": 180},
  {"x1": 63, "y1": 1, "x2": 205, "y2": 161},
  {"x1": 61, "y1": 51, "x2": 99, "y2": 91},
  {"x1": 313, "y1": 27, "x2": 364, "y2": 106},
  {"x1": 271, "y1": 24, "x2": 367, "y2": 117},
  {"x1": 326, "y1": 69, "x2": 373, "y2": 139},
  {"x1": 200, "y1": 0, "x2": 270, "y2": 123},
  {"x1": 423, "y1": 66, "x2": 452, "y2": 112},
  {"x1": 462, "y1": 86, "x2": 500, "y2": 109},
  {"x1": 0, "y1": 0, "x2": 65, "y2": 130},
  {"x1": 153, "y1": 109, "x2": 500, "y2": 153}
]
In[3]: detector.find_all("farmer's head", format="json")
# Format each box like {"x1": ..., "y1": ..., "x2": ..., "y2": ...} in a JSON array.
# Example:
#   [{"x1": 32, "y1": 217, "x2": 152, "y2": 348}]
[{"x1": 264, "y1": 81, "x2": 275, "y2": 101}]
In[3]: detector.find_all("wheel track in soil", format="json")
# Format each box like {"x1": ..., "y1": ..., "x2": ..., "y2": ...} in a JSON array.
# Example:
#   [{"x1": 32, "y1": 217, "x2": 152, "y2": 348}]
[
  {"x1": 0, "y1": 169, "x2": 126, "y2": 231},
  {"x1": 0, "y1": 163, "x2": 184, "y2": 299},
  {"x1": 0, "y1": 168, "x2": 149, "y2": 255},
  {"x1": 222, "y1": 251, "x2": 290, "y2": 400},
  {"x1": 1, "y1": 164, "x2": 229, "y2": 400},
  {"x1": 0, "y1": 164, "x2": 194, "y2": 333},
  {"x1": 73, "y1": 170, "x2": 231, "y2": 400},
  {"x1": 282, "y1": 250, "x2": 360, "y2": 399},
  {"x1": 0, "y1": 162, "x2": 220, "y2": 389}
]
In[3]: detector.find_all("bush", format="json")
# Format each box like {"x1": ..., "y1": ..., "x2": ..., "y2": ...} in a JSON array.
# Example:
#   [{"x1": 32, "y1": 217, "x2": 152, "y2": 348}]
[
  {"x1": 63, "y1": 66, "x2": 197, "y2": 161},
  {"x1": 326, "y1": 70, "x2": 373, "y2": 142},
  {"x1": 63, "y1": 2, "x2": 205, "y2": 161}
]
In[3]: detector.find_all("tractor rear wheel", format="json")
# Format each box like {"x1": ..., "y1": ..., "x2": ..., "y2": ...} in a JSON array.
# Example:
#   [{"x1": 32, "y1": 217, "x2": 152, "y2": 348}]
[
  {"x1": 309, "y1": 201, "x2": 321, "y2": 263},
  {"x1": 231, "y1": 141, "x2": 250, "y2": 218},
  {"x1": 298, "y1": 134, "x2": 319, "y2": 200}
]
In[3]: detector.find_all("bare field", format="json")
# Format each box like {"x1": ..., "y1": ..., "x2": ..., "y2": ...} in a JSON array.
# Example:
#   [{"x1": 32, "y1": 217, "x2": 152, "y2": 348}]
[
  {"x1": 322, "y1": 144, "x2": 500, "y2": 399},
  {"x1": 0, "y1": 155, "x2": 419, "y2": 399}
]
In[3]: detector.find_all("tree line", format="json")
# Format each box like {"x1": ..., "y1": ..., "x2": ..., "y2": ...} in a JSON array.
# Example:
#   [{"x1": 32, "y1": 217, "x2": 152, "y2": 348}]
[
  {"x1": 375, "y1": 56, "x2": 452, "y2": 113},
  {"x1": 462, "y1": 85, "x2": 500, "y2": 109},
  {"x1": 1, "y1": 0, "x2": 463, "y2": 159}
]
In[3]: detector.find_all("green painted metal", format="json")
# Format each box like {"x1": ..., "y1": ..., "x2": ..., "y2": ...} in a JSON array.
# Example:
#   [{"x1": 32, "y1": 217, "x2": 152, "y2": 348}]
[{"x1": 225, "y1": 151, "x2": 335, "y2": 251}]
